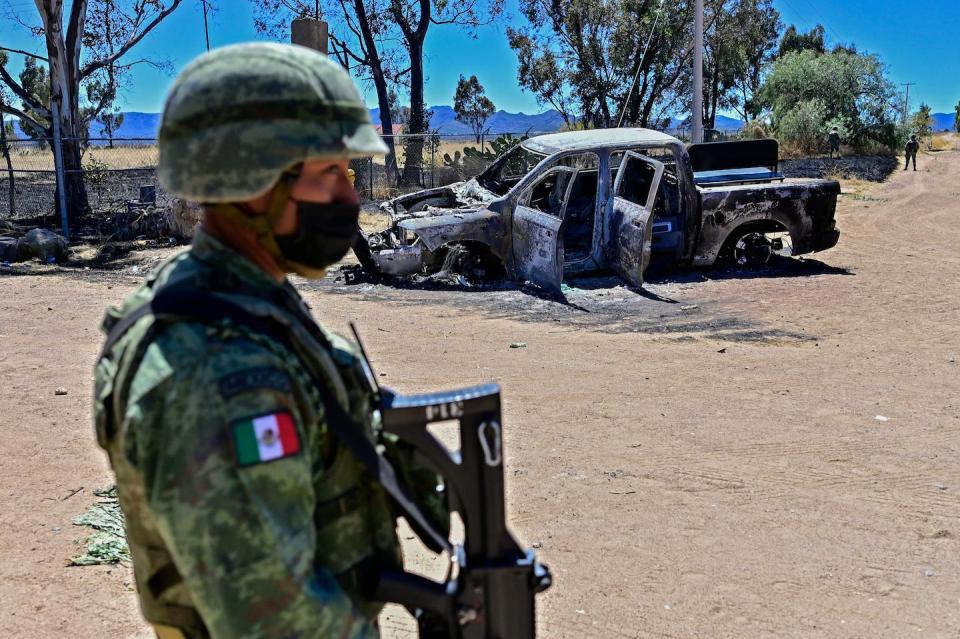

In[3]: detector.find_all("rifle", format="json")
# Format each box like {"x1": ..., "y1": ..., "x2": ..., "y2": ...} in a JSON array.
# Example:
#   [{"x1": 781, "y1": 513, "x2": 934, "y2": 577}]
[
  {"x1": 374, "y1": 383, "x2": 552, "y2": 637},
  {"x1": 350, "y1": 323, "x2": 551, "y2": 638}
]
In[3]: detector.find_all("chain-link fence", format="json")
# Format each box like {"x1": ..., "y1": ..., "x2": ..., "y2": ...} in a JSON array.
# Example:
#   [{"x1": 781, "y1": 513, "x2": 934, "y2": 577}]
[
  {"x1": 352, "y1": 132, "x2": 550, "y2": 203},
  {"x1": 0, "y1": 132, "x2": 549, "y2": 225},
  {"x1": 0, "y1": 137, "x2": 165, "y2": 222},
  {"x1": 0, "y1": 137, "x2": 59, "y2": 221}
]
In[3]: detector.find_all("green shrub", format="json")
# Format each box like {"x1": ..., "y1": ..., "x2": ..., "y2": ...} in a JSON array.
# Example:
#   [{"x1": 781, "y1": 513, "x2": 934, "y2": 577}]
[
  {"x1": 739, "y1": 120, "x2": 771, "y2": 139},
  {"x1": 775, "y1": 99, "x2": 826, "y2": 154}
]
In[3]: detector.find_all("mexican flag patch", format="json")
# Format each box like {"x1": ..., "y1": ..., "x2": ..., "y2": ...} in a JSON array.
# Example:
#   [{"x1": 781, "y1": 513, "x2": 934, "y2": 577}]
[{"x1": 233, "y1": 412, "x2": 300, "y2": 466}]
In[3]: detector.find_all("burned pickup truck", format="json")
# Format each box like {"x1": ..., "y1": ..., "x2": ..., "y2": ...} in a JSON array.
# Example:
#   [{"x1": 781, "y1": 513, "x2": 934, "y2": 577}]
[{"x1": 363, "y1": 129, "x2": 840, "y2": 291}]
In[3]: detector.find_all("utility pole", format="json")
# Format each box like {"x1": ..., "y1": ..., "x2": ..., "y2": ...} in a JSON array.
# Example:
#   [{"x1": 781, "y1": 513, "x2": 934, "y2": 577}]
[
  {"x1": 201, "y1": 0, "x2": 211, "y2": 51},
  {"x1": 901, "y1": 82, "x2": 915, "y2": 123},
  {"x1": 692, "y1": 0, "x2": 704, "y2": 144}
]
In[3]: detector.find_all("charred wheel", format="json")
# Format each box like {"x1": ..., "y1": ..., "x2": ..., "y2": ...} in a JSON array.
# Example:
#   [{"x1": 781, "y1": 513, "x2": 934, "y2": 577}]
[{"x1": 732, "y1": 231, "x2": 774, "y2": 267}]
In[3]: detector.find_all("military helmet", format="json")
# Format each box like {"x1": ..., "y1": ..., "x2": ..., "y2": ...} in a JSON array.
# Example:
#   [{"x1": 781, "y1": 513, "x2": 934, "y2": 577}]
[{"x1": 158, "y1": 42, "x2": 387, "y2": 202}]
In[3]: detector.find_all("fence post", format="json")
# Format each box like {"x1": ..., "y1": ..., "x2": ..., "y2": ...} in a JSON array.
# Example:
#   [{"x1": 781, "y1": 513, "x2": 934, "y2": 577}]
[
  {"x1": 431, "y1": 139, "x2": 435, "y2": 188},
  {"x1": 50, "y1": 102, "x2": 70, "y2": 241},
  {"x1": 368, "y1": 157, "x2": 373, "y2": 199}
]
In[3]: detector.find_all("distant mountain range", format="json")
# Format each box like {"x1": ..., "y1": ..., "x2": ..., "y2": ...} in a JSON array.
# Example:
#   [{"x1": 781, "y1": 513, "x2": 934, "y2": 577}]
[
  {"x1": 4, "y1": 111, "x2": 162, "y2": 140},
  {"x1": 931, "y1": 113, "x2": 957, "y2": 132},
  {"x1": 372, "y1": 105, "x2": 569, "y2": 135},
  {"x1": 667, "y1": 114, "x2": 745, "y2": 132},
  {"x1": 4, "y1": 109, "x2": 955, "y2": 140}
]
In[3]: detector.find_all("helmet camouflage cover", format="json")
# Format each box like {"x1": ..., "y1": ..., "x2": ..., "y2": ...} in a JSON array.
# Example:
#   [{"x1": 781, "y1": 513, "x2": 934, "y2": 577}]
[{"x1": 158, "y1": 42, "x2": 387, "y2": 202}]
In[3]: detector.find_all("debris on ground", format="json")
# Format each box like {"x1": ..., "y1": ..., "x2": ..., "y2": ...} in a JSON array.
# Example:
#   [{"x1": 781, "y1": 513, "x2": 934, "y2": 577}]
[
  {"x1": 70, "y1": 486, "x2": 129, "y2": 566},
  {"x1": 0, "y1": 237, "x2": 18, "y2": 261},
  {"x1": 509, "y1": 342, "x2": 528, "y2": 349},
  {"x1": 54, "y1": 387, "x2": 68, "y2": 396},
  {"x1": 18, "y1": 228, "x2": 70, "y2": 263},
  {"x1": 108, "y1": 200, "x2": 200, "y2": 243}
]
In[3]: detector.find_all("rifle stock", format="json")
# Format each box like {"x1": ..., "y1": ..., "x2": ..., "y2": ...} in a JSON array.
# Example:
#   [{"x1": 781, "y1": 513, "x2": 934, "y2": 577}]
[{"x1": 375, "y1": 384, "x2": 552, "y2": 638}]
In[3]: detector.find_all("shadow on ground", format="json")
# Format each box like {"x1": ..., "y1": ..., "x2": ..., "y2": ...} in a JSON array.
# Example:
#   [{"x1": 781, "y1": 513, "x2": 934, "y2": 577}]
[{"x1": 646, "y1": 255, "x2": 854, "y2": 284}]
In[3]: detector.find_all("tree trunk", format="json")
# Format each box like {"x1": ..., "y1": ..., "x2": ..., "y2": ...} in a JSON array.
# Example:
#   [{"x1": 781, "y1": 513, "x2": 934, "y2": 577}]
[
  {"x1": 401, "y1": 39, "x2": 426, "y2": 186},
  {"x1": 706, "y1": 49, "x2": 721, "y2": 130},
  {"x1": 354, "y1": 0, "x2": 399, "y2": 185},
  {"x1": 40, "y1": 0, "x2": 91, "y2": 223},
  {"x1": 0, "y1": 116, "x2": 15, "y2": 216}
]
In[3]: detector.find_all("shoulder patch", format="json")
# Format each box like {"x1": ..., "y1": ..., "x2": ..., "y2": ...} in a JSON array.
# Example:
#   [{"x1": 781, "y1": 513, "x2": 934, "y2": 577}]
[
  {"x1": 218, "y1": 367, "x2": 291, "y2": 399},
  {"x1": 232, "y1": 411, "x2": 301, "y2": 466}
]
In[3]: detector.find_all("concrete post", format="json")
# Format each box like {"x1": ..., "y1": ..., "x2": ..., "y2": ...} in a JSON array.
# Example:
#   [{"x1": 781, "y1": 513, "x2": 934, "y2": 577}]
[{"x1": 291, "y1": 18, "x2": 328, "y2": 55}]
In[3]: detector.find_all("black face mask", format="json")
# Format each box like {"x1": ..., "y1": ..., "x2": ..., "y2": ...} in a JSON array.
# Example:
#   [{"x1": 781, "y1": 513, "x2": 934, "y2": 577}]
[{"x1": 274, "y1": 200, "x2": 360, "y2": 271}]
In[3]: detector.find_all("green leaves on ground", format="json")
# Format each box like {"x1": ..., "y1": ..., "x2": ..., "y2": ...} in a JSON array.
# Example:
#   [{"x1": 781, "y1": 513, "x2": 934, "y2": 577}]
[{"x1": 70, "y1": 486, "x2": 130, "y2": 566}]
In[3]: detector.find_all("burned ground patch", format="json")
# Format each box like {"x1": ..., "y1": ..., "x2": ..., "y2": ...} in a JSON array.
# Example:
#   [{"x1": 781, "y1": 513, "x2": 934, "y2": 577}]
[
  {"x1": 781, "y1": 155, "x2": 898, "y2": 183},
  {"x1": 312, "y1": 255, "x2": 848, "y2": 344}
]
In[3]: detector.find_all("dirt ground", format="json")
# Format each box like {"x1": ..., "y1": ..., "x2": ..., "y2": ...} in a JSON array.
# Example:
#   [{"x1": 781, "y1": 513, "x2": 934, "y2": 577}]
[{"x1": 2, "y1": 144, "x2": 959, "y2": 638}]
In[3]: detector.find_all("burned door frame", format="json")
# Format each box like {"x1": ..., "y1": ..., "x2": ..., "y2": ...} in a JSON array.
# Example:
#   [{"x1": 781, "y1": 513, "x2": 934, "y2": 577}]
[
  {"x1": 554, "y1": 152, "x2": 604, "y2": 272},
  {"x1": 607, "y1": 151, "x2": 665, "y2": 287},
  {"x1": 509, "y1": 165, "x2": 577, "y2": 291}
]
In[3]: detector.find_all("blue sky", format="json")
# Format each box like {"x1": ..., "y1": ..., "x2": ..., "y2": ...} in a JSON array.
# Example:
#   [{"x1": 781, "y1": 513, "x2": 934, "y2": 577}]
[{"x1": 1, "y1": 0, "x2": 958, "y2": 116}]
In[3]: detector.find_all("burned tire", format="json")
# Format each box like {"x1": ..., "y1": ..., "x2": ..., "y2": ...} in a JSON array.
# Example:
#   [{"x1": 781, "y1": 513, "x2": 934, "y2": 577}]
[{"x1": 729, "y1": 231, "x2": 774, "y2": 268}]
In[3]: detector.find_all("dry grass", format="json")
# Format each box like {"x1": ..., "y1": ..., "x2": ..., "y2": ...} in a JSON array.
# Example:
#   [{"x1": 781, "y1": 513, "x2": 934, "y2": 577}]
[
  {"x1": 927, "y1": 133, "x2": 957, "y2": 152},
  {"x1": 820, "y1": 167, "x2": 888, "y2": 201},
  {"x1": 359, "y1": 209, "x2": 391, "y2": 233},
  {"x1": 7, "y1": 143, "x2": 158, "y2": 171},
  {"x1": 8, "y1": 138, "x2": 484, "y2": 173}
]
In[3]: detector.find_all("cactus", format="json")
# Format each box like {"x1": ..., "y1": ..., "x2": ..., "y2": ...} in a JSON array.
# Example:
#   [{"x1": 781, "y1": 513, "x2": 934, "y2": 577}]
[{"x1": 442, "y1": 134, "x2": 530, "y2": 179}]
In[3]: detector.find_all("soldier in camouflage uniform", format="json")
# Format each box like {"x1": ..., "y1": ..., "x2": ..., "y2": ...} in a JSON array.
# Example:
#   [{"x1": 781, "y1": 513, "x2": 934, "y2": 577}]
[
  {"x1": 905, "y1": 133, "x2": 920, "y2": 171},
  {"x1": 94, "y1": 43, "x2": 445, "y2": 638},
  {"x1": 828, "y1": 127, "x2": 841, "y2": 159}
]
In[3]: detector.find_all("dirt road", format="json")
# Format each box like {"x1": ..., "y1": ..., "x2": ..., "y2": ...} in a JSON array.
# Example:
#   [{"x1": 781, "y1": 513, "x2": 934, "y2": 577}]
[{"x1": 1, "y1": 146, "x2": 958, "y2": 638}]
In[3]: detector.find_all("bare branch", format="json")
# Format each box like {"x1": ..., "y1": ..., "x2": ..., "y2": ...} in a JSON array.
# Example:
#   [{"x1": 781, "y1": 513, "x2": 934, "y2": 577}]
[
  {"x1": 0, "y1": 63, "x2": 50, "y2": 118},
  {"x1": 0, "y1": 46, "x2": 48, "y2": 62},
  {"x1": 80, "y1": 0, "x2": 183, "y2": 79},
  {"x1": 329, "y1": 33, "x2": 367, "y2": 66},
  {"x1": 0, "y1": 101, "x2": 47, "y2": 133}
]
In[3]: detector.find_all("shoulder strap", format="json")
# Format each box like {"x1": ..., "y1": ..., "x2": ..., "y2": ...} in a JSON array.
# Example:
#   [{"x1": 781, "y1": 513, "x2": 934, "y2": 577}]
[{"x1": 101, "y1": 288, "x2": 451, "y2": 556}]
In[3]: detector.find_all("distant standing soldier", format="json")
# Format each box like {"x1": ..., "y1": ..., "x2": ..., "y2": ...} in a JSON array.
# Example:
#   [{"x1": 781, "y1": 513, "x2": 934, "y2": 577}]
[
  {"x1": 828, "y1": 127, "x2": 841, "y2": 159},
  {"x1": 905, "y1": 133, "x2": 920, "y2": 171},
  {"x1": 94, "y1": 43, "x2": 446, "y2": 638}
]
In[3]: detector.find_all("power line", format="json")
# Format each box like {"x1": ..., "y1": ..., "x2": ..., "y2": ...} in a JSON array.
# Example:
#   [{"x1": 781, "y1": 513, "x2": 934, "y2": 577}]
[
  {"x1": 778, "y1": 0, "x2": 842, "y2": 46},
  {"x1": 616, "y1": 0, "x2": 666, "y2": 128},
  {"x1": 792, "y1": 0, "x2": 844, "y2": 44}
]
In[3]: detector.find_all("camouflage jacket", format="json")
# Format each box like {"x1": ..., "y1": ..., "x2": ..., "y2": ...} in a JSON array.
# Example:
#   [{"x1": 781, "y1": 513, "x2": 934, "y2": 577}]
[{"x1": 94, "y1": 231, "x2": 444, "y2": 638}]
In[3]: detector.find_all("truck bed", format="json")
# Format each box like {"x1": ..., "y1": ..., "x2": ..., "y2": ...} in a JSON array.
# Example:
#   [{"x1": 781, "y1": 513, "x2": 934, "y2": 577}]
[{"x1": 691, "y1": 176, "x2": 841, "y2": 266}]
